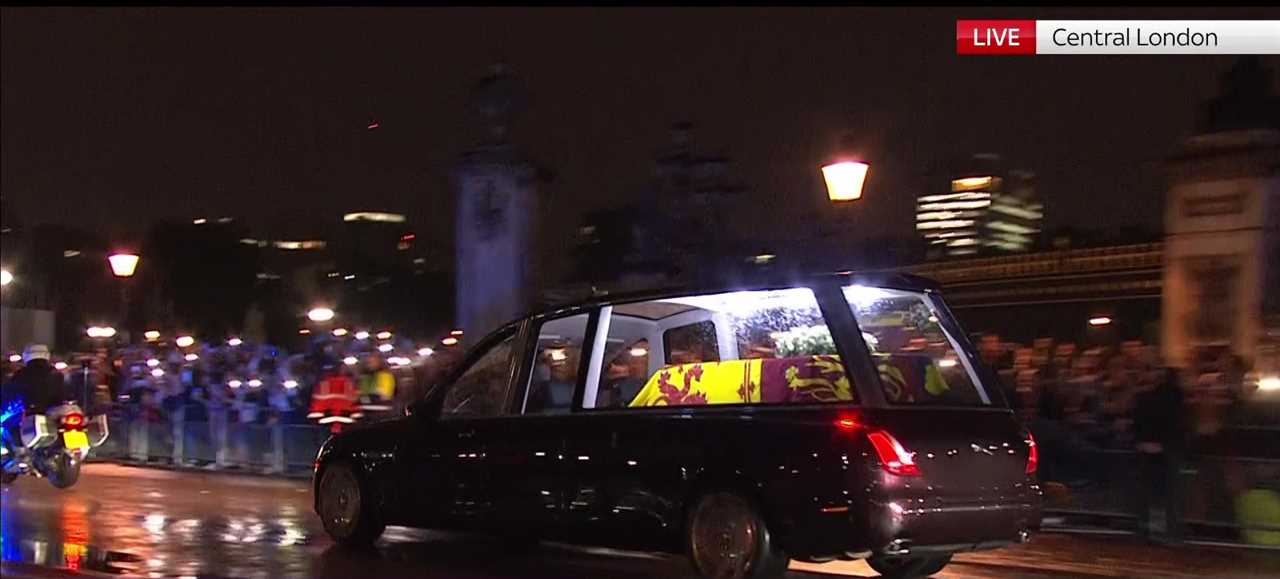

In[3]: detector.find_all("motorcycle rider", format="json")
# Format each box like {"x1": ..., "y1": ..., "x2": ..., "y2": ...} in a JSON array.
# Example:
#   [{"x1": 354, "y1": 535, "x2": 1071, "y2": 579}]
[{"x1": 1, "y1": 345, "x2": 70, "y2": 461}]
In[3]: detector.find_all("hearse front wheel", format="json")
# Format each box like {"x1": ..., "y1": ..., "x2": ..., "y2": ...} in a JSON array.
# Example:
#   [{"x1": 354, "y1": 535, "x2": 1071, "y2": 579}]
[
  {"x1": 866, "y1": 553, "x2": 951, "y2": 578},
  {"x1": 318, "y1": 462, "x2": 385, "y2": 547},
  {"x1": 687, "y1": 491, "x2": 789, "y2": 579}
]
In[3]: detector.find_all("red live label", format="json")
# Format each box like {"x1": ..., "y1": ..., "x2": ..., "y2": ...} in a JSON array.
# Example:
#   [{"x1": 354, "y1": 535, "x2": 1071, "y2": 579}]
[{"x1": 957, "y1": 20, "x2": 1036, "y2": 55}]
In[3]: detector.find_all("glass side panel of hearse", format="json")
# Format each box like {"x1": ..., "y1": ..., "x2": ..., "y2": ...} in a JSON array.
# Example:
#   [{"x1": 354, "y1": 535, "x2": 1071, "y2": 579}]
[
  {"x1": 582, "y1": 286, "x2": 862, "y2": 409},
  {"x1": 578, "y1": 283, "x2": 1005, "y2": 412},
  {"x1": 843, "y1": 284, "x2": 1030, "y2": 513},
  {"x1": 842, "y1": 284, "x2": 995, "y2": 407}
]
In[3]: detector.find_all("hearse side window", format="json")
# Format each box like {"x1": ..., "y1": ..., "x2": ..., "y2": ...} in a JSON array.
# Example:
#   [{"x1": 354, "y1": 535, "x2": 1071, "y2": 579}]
[
  {"x1": 440, "y1": 333, "x2": 516, "y2": 419},
  {"x1": 521, "y1": 313, "x2": 590, "y2": 415},
  {"x1": 842, "y1": 285, "x2": 992, "y2": 406},
  {"x1": 584, "y1": 288, "x2": 857, "y2": 409},
  {"x1": 663, "y1": 321, "x2": 719, "y2": 365}
]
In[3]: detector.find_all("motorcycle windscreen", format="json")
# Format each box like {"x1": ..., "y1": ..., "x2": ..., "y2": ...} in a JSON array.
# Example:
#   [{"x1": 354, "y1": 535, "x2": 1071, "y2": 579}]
[{"x1": 62, "y1": 430, "x2": 90, "y2": 450}]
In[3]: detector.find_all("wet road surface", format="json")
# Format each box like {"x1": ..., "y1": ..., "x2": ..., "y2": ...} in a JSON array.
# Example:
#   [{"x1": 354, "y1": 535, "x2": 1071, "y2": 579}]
[{"x1": 3, "y1": 464, "x2": 1279, "y2": 578}]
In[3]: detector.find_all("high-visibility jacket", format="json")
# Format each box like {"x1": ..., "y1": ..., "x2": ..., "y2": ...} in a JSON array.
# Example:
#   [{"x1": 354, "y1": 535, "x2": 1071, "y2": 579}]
[
  {"x1": 372, "y1": 370, "x2": 395, "y2": 401},
  {"x1": 1237, "y1": 488, "x2": 1280, "y2": 546},
  {"x1": 308, "y1": 373, "x2": 359, "y2": 431}
]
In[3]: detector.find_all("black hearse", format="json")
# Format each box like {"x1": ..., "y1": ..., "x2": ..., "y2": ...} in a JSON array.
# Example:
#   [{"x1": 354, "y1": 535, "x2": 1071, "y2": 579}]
[{"x1": 314, "y1": 273, "x2": 1041, "y2": 579}]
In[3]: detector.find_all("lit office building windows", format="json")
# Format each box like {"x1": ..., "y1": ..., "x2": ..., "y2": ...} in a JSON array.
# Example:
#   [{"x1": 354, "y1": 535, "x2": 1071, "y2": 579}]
[{"x1": 916, "y1": 155, "x2": 1042, "y2": 260}]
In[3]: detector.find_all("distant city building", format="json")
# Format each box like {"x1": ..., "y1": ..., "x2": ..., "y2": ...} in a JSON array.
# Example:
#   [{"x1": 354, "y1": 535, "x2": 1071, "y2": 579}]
[
  {"x1": 655, "y1": 123, "x2": 742, "y2": 206},
  {"x1": 917, "y1": 154, "x2": 1043, "y2": 259},
  {"x1": 563, "y1": 122, "x2": 745, "y2": 293},
  {"x1": 338, "y1": 210, "x2": 412, "y2": 271}
]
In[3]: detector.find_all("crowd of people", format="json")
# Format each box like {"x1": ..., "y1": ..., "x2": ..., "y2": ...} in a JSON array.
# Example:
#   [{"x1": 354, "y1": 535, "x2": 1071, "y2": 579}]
[
  {"x1": 975, "y1": 335, "x2": 1266, "y2": 457},
  {"x1": 1, "y1": 332, "x2": 461, "y2": 472},
  {"x1": 5, "y1": 328, "x2": 1277, "y2": 542},
  {"x1": 975, "y1": 334, "x2": 1279, "y2": 543}
]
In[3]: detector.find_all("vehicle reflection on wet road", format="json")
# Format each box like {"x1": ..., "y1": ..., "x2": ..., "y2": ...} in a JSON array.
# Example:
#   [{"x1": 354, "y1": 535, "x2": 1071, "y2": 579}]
[{"x1": 3, "y1": 464, "x2": 1278, "y2": 578}]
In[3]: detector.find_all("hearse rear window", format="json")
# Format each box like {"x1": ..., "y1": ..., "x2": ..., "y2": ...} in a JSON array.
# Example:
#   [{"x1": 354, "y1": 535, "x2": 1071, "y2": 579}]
[
  {"x1": 842, "y1": 285, "x2": 992, "y2": 407},
  {"x1": 585, "y1": 288, "x2": 856, "y2": 409},
  {"x1": 663, "y1": 321, "x2": 719, "y2": 365}
]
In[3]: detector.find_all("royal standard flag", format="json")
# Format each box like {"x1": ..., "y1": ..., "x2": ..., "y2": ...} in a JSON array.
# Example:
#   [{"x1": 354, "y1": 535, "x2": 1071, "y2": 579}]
[{"x1": 628, "y1": 355, "x2": 854, "y2": 407}]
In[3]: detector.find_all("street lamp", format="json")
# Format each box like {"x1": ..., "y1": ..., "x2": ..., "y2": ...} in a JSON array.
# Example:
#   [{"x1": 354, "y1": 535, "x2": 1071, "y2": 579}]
[
  {"x1": 822, "y1": 160, "x2": 870, "y2": 202},
  {"x1": 822, "y1": 133, "x2": 869, "y2": 202},
  {"x1": 108, "y1": 252, "x2": 140, "y2": 342},
  {"x1": 0, "y1": 269, "x2": 12, "y2": 287},
  {"x1": 107, "y1": 253, "x2": 140, "y2": 278}
]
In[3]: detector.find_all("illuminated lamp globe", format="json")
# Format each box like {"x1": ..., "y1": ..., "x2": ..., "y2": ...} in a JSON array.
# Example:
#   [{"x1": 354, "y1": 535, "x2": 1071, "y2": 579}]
[
  {"x1": 822, "y1": 161, "x2": 869, "y2": 202},
  {"x1": 108, "y1": 253, "x2": 140, "y2": 278}
]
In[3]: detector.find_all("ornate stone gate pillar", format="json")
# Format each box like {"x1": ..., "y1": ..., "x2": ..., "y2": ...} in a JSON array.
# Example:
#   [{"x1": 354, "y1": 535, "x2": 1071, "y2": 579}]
[
  {"x1": 1161, "y1": 58, "x2": 1280, "y2": 370},
  {"x1": 454, "y1": 65, "x2": 550, "y2": 340}
]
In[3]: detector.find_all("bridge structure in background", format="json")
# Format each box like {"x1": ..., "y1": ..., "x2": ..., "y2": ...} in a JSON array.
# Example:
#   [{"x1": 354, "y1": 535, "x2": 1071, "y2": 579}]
[
  {"x1": 898, "y1": 243, "x2": 1165, "y2": 345},
  {"x1": 904, "y1": 242, "x2": 1164, "y2": 309}
]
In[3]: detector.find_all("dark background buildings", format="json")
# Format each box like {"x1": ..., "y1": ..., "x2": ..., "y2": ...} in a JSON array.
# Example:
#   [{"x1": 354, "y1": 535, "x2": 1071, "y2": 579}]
[
  {"x1": 2, "y1": 8, "x2": 1278, "y2": 350},
  {"x1": 3, "y1": 8, "x2": 1277, "y2": 263}
]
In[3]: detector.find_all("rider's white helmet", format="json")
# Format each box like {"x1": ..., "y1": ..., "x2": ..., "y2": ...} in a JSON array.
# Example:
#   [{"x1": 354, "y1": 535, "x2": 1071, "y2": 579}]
[{"x1": 22, "y1": 344, "x2": 51, "y2": 363}]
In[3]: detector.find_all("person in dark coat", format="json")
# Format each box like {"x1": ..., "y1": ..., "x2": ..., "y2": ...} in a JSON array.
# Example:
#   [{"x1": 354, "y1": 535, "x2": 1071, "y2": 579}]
[
  {"x1": 2, "y1": 345, "x2": 69, "y2": 412},
  {"x1": 1, "y1": 345, "x2": 70, "y2": 459},
  {"x1": 1132, "y1": 366, "x2": 1189, "y2": 542}
]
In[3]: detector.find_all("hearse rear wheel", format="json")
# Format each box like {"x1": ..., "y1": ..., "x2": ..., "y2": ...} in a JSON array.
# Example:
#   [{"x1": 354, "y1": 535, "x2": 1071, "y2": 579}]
[
  {"x1": 867, "y1": 553, "x2": 951, "y2": 578},
  {"x1": 687, "y1": 491, "x2": 789, "y2": 579},
  {"x1": 318, "y1": 462, "x2": 385, "y2": 547}
]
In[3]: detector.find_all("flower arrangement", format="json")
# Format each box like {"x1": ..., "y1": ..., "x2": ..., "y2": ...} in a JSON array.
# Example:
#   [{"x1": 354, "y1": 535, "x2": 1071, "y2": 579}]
[{"x1": 772, "y1": 325, "x2": 837, "y2": 357}]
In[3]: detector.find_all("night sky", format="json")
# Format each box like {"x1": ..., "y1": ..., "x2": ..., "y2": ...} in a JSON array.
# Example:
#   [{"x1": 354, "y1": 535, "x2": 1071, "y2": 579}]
[{"x1": 3, "y1": 7, "x2": 1277, "y2": 253}]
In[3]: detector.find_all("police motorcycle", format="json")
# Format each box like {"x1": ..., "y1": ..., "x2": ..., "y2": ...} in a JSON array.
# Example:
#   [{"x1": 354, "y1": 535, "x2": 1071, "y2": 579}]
[{"x1": 1, "y1": 398, "x2": 109, "y2": 488}]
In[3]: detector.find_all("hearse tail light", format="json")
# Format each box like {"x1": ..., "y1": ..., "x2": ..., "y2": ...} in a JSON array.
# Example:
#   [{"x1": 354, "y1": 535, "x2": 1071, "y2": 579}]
[
  {"x1": 867, "y1": 430, "x2": 922, "y2": 477},
  {"x1": 835, "y1": 418, "x2": 859, "y2": 431},
  {"x1": 835, "y1": 415, "x2": 863, "y2": 432},
  {"x1": 1025, "y1": 432, "x2": 1039, "y2": 475}
]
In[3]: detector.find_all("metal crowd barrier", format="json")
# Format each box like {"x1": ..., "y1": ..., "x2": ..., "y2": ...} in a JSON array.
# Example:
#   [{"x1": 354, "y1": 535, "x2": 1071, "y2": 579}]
[
  {"x1": 1041, "y1": 447, "x2": 1280, "y2": 548},
  {"x1": 91, "y1": 415, "x2": 333, "y2": 478},
  {"x1": 84, "y1": 411, "x2": 1280, "y2": 548}
]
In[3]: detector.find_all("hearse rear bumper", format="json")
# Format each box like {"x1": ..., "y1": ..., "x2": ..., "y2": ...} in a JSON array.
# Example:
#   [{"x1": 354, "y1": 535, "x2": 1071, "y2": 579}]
[{"x1": 861, "y1": 491, "x2": 1042, "y2": 555}]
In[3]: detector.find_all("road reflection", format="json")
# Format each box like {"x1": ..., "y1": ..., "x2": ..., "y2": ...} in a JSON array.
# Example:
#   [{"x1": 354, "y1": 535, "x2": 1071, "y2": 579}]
[
  {"x1": 1, "y1": 465, "x2": 697, "y2": 579},
  {"x1": 5, "y1": 464, "x2": 1278, "y2": 579},
  {"x1": 2, "y1": 465, "x2": 321, "y2": 578}
]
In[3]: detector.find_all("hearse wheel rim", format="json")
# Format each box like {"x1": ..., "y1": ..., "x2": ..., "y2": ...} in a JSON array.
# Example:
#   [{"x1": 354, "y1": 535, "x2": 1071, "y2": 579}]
[
  {"x1": 691, "y1": 493, "x2": 759, "y2": 579},
  {"x1": 320, "y1": 467, "x2": 361, "y2": 538}
]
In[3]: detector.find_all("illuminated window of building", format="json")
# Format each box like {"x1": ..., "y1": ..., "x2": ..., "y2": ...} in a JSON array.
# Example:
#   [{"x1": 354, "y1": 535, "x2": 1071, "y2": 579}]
[{"x1": 343, "y1": 212, "x2": 406, "y2": 223}]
